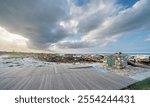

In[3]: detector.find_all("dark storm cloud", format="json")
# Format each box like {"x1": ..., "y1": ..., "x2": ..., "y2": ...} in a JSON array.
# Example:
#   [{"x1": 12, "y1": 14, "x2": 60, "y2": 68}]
[
  {"x1": 0, "y1": 0, "x2": 70, "y2": 49},
  {"x1": 55, "y1": 41, "x2": 95, "y2": 49}
]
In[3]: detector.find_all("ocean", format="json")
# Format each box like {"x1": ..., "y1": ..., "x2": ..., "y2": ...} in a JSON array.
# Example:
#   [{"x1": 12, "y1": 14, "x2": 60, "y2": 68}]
[{"x1": 98, "y1": 53, "x2": 150, "y2": 56}]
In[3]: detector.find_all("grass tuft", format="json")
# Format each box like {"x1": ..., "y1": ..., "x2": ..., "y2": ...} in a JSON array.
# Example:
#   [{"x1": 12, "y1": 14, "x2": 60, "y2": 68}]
[{"x1": 123, "y1": 77, "x2": 150, "y2": 90}]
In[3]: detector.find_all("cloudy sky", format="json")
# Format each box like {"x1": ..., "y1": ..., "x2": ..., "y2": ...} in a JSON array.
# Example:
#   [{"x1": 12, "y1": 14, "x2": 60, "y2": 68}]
[{"x1": 0, "y1": 0, "x2": 150, "y2": 53}]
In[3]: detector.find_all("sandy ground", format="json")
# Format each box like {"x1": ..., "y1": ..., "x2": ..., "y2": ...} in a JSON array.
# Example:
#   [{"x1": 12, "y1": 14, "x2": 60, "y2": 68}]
[
  {"x1": 95, "y1": 63, "x2": 150, "y2": 81},
  {"x1": 129, "y1": 71, "x2": 150, "y2": 81}
]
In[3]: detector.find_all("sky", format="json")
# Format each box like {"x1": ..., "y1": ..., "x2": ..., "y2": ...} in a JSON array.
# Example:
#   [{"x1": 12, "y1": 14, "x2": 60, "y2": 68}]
[{"x1": 0, "y1": 0, "x2": 150, "y2": 53}]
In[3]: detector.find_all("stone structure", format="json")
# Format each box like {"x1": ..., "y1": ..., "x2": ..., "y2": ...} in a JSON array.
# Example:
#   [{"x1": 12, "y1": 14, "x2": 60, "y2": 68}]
[{"x1": 103, "y1": 52, "x2": 128, "y2": 69}]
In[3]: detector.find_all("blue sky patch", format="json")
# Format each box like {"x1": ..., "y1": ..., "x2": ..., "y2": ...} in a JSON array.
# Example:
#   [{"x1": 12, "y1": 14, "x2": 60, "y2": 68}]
[
  {"x1": 74, "y1": 0, "x2": 90, "y2": 6},
  {"x1": 117, "y1": 0, "x2": 139, "y2": 8}
]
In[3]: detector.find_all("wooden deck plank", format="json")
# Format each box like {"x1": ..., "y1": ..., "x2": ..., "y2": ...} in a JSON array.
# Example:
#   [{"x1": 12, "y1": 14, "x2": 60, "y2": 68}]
[{"x1": 0, "y1": 64, "x2": 137, "y2": 90}]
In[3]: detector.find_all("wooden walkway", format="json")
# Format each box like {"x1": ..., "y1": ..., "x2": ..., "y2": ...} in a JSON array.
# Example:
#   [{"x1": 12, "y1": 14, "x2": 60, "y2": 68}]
[{"x1": 0, "y1": 64, "x2": 137, "y2": 90}]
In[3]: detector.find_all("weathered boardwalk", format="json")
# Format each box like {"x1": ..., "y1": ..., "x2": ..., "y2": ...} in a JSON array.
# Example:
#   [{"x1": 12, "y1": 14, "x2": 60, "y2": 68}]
[{"x1": 0, "y1": 64, "x2": 137, "y2": 90}]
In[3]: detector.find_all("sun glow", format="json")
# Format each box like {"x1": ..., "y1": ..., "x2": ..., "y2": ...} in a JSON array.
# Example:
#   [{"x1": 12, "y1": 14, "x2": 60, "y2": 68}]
[
  {"x1": 0, "y1": 27, "x2": 31, "y2": 52},
  {"x1": 0, "y1": 27, "x2": 28, "y2": 43}
]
